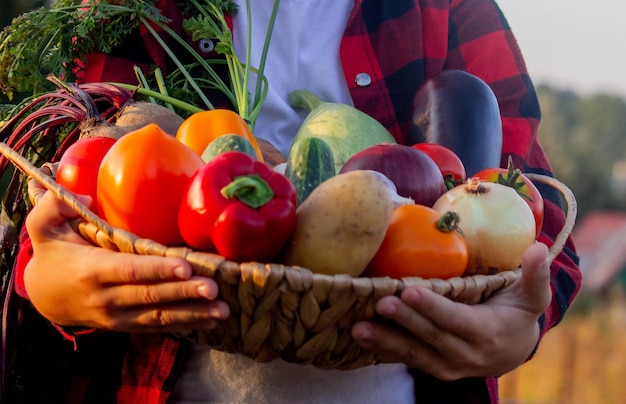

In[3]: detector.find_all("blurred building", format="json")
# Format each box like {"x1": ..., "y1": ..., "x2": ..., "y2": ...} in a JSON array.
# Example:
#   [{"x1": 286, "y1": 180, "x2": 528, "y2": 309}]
[
  {"x1": 611, "y1": 160, "x2": 626, "y2": 195},
  {"x1": 573, "y1": 210, "x2": 626, "y2": 294}
]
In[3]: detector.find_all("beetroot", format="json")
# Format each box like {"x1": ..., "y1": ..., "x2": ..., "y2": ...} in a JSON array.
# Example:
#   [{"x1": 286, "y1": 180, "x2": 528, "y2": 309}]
[
  {"x1": 339, "y1": 143, "x2": 447, "y2": 207},
  {"x1": 115, "y1": 101, "x2": 184, "y2": 136}
]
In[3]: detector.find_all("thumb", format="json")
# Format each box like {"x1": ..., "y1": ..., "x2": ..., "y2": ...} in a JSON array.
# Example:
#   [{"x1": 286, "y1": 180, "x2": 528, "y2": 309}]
[
  {"x1": 518, "y1": 242, "x2": 552, "y2": 313},
  {"x1": 26, "y1": 190, "x2": 91, "y2": 243}
]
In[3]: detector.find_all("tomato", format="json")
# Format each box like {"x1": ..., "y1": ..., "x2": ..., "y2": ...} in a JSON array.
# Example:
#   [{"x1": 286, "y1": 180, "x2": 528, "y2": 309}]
[
  {"x1": 97, "y1": 124, "x2": 204, "y2": 246},
  {"x1": 473, "y1": 158, "x2": 544, "y2": 238},
  {"x1": 412, "y1": 143, "x2": 466, "y2": 188},
  {"x1": 363, "y1": 204, "x2": 468, "y2": 280},
  {"x1": 176, "y1": 109, "x2": 264, "y2": 161},
  {"x1": 56, "y1": 136, "x2": 117, "y2": 211}
]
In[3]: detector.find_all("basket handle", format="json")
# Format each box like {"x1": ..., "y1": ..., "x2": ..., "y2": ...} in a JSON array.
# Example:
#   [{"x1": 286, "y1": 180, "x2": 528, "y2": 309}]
[
  {"x1": 0, "y1": 142, "x2": 139, "y2": 247},
  {"x1": 524, "y1": 173, "x2": 577, "y2": 264}
]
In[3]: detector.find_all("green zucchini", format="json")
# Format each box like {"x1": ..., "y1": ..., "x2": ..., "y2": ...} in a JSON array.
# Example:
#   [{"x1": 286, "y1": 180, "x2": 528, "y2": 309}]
[
  {"x1": 285, "y1": 136, "x2": 336, "y2": 205},
  {"x1": 288, "y1": 89, "x2": 397, "y2": 174},
  {"x1": 201, "y1": 134, "x2": 258, "y2": 163}
]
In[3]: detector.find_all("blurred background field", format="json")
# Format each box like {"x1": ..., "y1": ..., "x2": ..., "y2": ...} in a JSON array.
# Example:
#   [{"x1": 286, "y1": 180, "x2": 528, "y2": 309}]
[
  {"x1": 495, "y1": 84, "x2": 626, "y2": 403},
  {"x1": 500, "y1": 289, "x2": 626, "y2": 404}
]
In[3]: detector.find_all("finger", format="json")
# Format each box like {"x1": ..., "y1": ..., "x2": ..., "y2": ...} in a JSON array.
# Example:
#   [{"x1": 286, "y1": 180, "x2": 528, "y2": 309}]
[
  {"x1": 30, "y1": 189, "x2": 89, "y2": 224},
  {"x1": 84, "y1": 249, "x2": 195, "y2": 284},
  {"x1": 351, "y1": 320, "x2": 447, "y2": 372},
  {"x1": 106, "y1": 300, "x2": 231, "y2": 333},
  {"x1": 517, "y1": 242, "x2": 551, "y2": 313},
  {"x1": 26, "y1": 191, "x2": 91, "y2": 243},
  {"x1": 361, "y1": 293, "x2": 472, "y2": 357},
  {"x1": 395, "y1": 287, "x2": 482, "y2": 344},
  {"x1": 101, "y1": 276, "x2": 221, "y2": 308}
]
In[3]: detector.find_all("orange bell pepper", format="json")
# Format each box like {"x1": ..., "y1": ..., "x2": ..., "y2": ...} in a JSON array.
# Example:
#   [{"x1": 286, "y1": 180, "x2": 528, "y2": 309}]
[
  {"x1": 97, "y1": 123, "x2": 204, "y2": 246},
  {"x1": 175, "y1": 109, "x2": 264, "y2": 161}
]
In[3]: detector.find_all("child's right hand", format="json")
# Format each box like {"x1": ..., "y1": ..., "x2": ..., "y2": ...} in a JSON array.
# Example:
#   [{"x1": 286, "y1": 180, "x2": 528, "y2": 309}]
[{"x1": 23, "y1": 190, "x2": 230, "y2": 333}]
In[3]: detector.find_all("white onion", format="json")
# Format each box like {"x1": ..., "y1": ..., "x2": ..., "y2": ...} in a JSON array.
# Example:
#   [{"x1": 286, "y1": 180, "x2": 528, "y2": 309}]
[{"x1": 432, "y1": 178, "x2": 536, "y2": 275}]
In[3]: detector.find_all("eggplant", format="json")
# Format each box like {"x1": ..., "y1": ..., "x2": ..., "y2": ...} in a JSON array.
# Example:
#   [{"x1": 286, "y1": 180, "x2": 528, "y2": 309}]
[
  {"x1": 339, "y1": 143, "x2": 447, "y2": 207},
  {"x1": 410, "y1": 70, "x2": 502, "y2": 176}
]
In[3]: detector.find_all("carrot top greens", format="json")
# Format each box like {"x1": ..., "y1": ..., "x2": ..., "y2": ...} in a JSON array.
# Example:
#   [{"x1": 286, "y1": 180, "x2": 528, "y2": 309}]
[{"x1": 0, "y1": 0, "x2": 279, "y2": 128}]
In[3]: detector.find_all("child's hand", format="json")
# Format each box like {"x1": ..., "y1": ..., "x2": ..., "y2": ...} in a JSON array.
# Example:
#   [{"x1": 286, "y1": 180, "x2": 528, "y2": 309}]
[
  {"x1": 23, "y1": 190, "x2": 230, "y2": 333},
  {"x1": 352, "y1": 242, "x2": 551, "y2": 379}
]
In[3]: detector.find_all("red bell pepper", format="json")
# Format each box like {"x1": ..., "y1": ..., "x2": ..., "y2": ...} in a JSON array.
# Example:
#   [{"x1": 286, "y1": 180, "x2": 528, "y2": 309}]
[{"x1": 178, "y1": 151, "x2": 298, "y2": 263}]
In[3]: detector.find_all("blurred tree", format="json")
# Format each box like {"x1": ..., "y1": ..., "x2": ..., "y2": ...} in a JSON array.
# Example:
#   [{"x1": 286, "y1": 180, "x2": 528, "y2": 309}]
[{"x1": 537, "y1": 84, "x2": 626, "y2": 218}]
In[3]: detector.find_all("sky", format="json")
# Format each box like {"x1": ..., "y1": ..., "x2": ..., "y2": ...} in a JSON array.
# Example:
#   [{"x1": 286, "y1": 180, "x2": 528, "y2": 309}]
[{"x1": 496, "y1": 0, "x2": 626, "y2": 99}]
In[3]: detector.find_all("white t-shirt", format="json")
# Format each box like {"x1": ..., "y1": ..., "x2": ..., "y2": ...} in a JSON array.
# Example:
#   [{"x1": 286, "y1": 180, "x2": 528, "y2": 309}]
[
  {"x1": 170, "y1": 1, "x2": 414, "y2": 402},
  {"x1": 230, "y1": 0, "x2": 355, "y2": 157},
  {"x1": 170, "y1": 347, "x2": 414, "y2": 403}
]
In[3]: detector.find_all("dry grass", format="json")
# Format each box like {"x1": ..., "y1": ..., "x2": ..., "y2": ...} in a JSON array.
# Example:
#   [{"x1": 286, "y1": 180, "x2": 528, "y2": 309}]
[{"x1": 499, "y1": 289, "x2": 626, "y2": 404}]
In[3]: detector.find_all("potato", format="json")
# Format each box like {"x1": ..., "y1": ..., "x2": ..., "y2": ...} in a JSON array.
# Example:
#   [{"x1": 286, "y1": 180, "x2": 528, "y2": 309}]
[{"x1": 281, "y1": 170, "x2": 394, "y2": 277}]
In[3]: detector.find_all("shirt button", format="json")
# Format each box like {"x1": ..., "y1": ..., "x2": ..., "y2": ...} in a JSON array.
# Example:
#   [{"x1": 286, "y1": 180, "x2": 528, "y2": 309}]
[
  {"x1": 198, "y1": 38, "x2": 215, "y2": 54},
  {"x1": 355, "y1": 73, "x2": 372, "y2": 87}
]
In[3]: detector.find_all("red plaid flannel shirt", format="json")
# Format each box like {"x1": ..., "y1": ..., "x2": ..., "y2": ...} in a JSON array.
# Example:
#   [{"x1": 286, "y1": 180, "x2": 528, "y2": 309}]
[{"x1": 13, "y1": 0, "x2": 581, "y2": 402}]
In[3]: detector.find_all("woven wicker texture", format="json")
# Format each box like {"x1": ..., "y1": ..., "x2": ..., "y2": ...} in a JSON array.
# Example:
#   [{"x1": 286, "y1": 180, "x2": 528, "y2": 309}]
[{"x1": 0, "y1": 142, "x2": 577, "y2": 370}]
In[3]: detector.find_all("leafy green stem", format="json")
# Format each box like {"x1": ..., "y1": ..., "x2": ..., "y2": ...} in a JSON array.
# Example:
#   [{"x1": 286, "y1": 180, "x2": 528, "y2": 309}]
[
  {"x1": 139, "y1": 16, "x2": 216, "y2": 110},
  {"x1": 109, "y1": 82, "x2": 204, "y2": 114},
  {"x1": 184, "y1": 0, "x2": 279, "y2": 129},
  {"x1": 153, "y1": 68, "x2": 177, "y2": 112},
  {"x1": 242, "y1": 0, "x2": 253, "y2": 121},
  {"x1": 185, "y1": 0, "x2": 248, "y2": 117},
  {"x1": 133, "y1": 66, "x2": 158, "y2": 104}
]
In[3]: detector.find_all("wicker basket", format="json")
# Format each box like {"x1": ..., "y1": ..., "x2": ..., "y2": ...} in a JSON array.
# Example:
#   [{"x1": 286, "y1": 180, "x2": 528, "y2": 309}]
[{"x1": 0, "y1": 142, "x2": 577, "y2": 370}]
